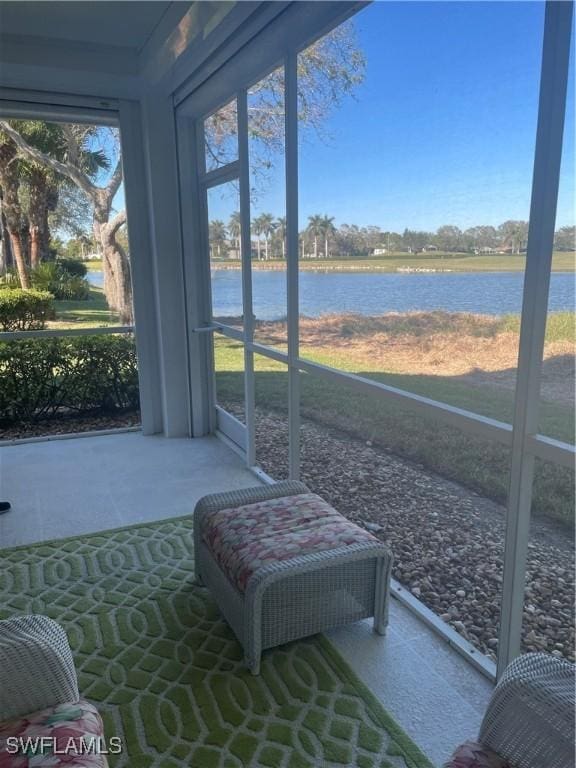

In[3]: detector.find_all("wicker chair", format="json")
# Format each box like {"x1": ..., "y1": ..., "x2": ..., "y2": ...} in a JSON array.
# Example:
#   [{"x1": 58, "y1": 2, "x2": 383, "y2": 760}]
[
  {"x1": 479, "y1": 653, "x2": 575, "y2": 768},
  {"x1": 0, "y1": 614, "x2": 79, "y2": 722},
  {"x1": 0, "y1": 615, "x2": 108, "y2": 767}
]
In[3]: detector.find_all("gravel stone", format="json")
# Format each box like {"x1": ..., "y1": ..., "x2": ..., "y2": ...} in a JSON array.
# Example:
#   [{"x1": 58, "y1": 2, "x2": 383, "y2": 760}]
[{"x1": 243, "y1": 403, "x2": 575, "y2": 663}]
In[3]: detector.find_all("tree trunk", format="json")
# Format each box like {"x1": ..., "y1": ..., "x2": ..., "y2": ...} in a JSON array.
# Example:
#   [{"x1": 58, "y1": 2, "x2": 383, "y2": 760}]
[
  {"x1": 265, "y1": 237, "x2": 269, "y2": 260},
  {"x1": 94, "y1": 211, "x2": 132, "y2": 324},
  {"x1": 282, "y1": 238, "x2": 285, "y2": 259},
  {"x1": 257, "y1": 238, "x2": 261, "y2": 260},
  {"x1": 324, "y1": 235, "x2": 328, "y2": 258},
  {"x1": 9, "y1": 232, "x2": 30, "y2": 288},
  {"x1": 0, "y1": 141, "x2": 29, "y2": 288},
  {"x1": 28, "y1": 169, "x2": 50, "y2": 269},
  {"x1": 314, "y1": 236, "x2": 318, "y2": 259},
  {"x1": 0, "y1": 191, "x2": 12, "y2": 273},
  {"x1": 100, "y1": 229, "x2": 132, "y2": 324}
]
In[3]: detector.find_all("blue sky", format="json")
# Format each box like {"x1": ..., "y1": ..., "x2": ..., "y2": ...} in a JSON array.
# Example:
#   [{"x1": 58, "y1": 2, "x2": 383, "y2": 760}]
[
  {"x1": 249, "y1": 0, "x2": 574, "y2": 232},
  {"x1": 114, "y1": 2, "x2": 573, "y2": 234}
]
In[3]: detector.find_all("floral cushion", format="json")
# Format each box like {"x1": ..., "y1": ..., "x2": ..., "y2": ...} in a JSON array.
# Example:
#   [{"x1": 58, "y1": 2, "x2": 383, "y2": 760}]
[
  {"x1": 444, "y1": 741, "x2": 511, "y2": 768},
  {"x1": 202, "y1": 492, "x2": 379, "y2": 592},
  {"x1": 0, "y1": 699, "x2": 109, "y2": 767}
]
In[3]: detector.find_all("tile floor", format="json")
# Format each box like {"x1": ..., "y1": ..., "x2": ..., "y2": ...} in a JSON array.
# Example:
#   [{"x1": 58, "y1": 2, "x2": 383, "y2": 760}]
[{"x1": 0, "y1": 431, "x2": 494, "y2": 765}]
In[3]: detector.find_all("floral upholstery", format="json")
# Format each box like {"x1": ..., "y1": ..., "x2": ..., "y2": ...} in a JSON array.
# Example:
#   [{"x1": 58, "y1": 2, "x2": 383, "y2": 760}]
[
  {"x1": 0, "y1": 700, "x2": 109, "y2": 768},
  {"x1": 443, "y1": 741, "x2": 511, "y2": 768},
  {"x1": 202, "y1": 492, "x2": 379, "y2": 592}
]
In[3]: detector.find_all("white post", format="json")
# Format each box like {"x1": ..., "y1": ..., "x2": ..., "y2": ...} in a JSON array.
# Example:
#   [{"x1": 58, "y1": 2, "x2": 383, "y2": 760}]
[
  {"x1": 140, "y1": 89, "x2": 191, "y2": 437},
  {"x1": 238, "y1": 89, "x2": 256, "y2": 466},
  {"x1": 497, "y1": 0, "x2": 573, "y2": 678},
  {"x1": 285, "y1": 52, "x2": 301, "y2": 480},
  {"x1": 176, "y1": 114, "x2": 214, "y2": 437},
  {"x1": 118, "y1": 99, "x2": 163, "y2": 435}
]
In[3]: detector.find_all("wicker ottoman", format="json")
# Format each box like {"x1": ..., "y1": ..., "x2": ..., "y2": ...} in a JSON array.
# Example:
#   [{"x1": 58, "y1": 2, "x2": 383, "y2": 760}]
[{"x1": 194, "y1": 481, "x2": 392, "y2": 674}]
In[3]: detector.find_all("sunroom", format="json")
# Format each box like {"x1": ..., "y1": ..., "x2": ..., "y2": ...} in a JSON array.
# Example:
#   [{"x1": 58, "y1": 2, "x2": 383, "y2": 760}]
[{"x1": 0, "y1": 2, "x2": 574, "y2": 767}]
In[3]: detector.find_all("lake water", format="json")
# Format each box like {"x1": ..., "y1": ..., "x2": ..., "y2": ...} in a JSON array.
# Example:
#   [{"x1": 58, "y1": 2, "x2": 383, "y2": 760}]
[
  {"x1": 88, "y1": 270, "x2": 575, "y2": 318},
  {"x1": 88, "y1": 271, "x2": 104, "y2": 288}
]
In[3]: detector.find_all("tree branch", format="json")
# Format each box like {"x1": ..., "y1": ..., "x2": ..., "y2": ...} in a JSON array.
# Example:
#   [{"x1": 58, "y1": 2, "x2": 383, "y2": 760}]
[
  {"x1": 0, "y1": 120, "x2": 97, "y2": 201},
  {"x1": 108, "y1": 209, "x2": 127, "y2": 237},
  {"x1": 106, "y1": 158, "x2": 123, "y2": 202}
]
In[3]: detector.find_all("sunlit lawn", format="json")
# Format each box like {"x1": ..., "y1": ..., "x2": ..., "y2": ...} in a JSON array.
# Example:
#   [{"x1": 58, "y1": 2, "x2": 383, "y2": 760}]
[{"x1": 49, "y1": 287, "x2": 119, "y2": 329}]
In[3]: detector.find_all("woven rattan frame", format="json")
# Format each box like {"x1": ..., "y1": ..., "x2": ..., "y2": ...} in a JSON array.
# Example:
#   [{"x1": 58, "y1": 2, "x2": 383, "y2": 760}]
[
  {"x1": 194, "y1": 482, "x2": 393, "y2": 674},
  {"x1": 479, "y1": 652, "x2": 575, "y2": 768},
  {"x1": 0, "y1": 615, "x2": 79, "y2": 722}
]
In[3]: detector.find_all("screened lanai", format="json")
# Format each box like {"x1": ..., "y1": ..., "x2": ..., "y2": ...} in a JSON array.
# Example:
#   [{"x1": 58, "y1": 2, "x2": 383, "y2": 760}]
[{"x1": 0, "y1": 1, "x2": 574, "y2": 765}]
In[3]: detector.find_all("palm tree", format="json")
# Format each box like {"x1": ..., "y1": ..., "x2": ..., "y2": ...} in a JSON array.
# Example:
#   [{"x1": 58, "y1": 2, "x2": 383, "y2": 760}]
[
  {"x1": 0, "y1": 137, "x2": 29, "y2": 287},
  {"x1": 498, "y1": 220, "x2": 528, "y2": 255},
  {"x1": 228, "y1": 211, "x2": 241, "y2": 258},
  {"x1": 321, "y1": 215, "x2": 336, "y2": 258},
  {"x1": 307, "y1": 214, "x2": 324, "y2": 259},
  {"x1": 209, "y1": 219, "x2": 227, "y2": 259},
  {"x1": 275, "y1": 216, "x2": 287, "y2": 259},
  {"x1": 13, "y1": 121, "x2": 65, "y2": 270},
  {"x1": 252, "y1": 214, "x2": 267, "y2": 260},
  {"x1": 259, "y1": 213, "x2": 275, "y2": 260}
]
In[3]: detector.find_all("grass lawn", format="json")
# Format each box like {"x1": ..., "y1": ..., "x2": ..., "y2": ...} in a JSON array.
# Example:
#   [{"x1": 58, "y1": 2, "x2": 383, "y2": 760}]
[
  {"x1": 214, "y1": 328, "x2": 575, "y2": 524},
  {"x1": 44, "y1": 280, "x2": 575, "y2": 523},
  {"x1": 219, "y1": 251, "x2": 576, "y2": 272},
  {"x1": 49, "y1": 287, "x2": 120, "y2": 329}
]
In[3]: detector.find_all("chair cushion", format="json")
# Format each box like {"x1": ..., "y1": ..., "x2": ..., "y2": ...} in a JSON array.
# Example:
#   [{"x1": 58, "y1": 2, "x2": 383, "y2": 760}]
[
  {"x1": 0, "y1": 699, "x2": 108, "y2": 767},
  {"x1": 443, "y1": 740, "x2": 511, "y2": 768},
  {"x1": 202, "y1": 492, "x2": 379, "y2": 592}
]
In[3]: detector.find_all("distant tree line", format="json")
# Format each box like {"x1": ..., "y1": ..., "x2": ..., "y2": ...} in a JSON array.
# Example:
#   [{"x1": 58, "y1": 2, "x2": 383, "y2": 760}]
[{"x1": 208, "y1": 216, "x2": 575, "y2": 260}]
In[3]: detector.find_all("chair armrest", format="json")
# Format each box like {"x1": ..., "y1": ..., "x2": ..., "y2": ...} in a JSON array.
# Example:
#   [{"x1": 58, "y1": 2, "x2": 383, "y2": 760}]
[
  {"x1": 479, "y1": 652, "x2": 575, "y2": 768},
  {"x1": 0, "y1": 615, "x2": 79, "y2": 721}
]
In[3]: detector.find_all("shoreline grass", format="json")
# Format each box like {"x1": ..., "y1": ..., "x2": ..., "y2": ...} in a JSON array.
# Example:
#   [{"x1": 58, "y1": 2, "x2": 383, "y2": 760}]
[
  {"x1": 84, "y1": 259, "x2": 103, "y2": 271},
  {"x1": 211, "y1": 251, "x2": 575, "y2": 273}
]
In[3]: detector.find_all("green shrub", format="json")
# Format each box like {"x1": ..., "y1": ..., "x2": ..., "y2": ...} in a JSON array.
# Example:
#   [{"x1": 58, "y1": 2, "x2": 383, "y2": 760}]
[
  {"x1": 57, "y1": 258, "x2": 88, "y2": 278},
  {"x1": 0, "y1": 289, "x2": 55, "y2": 331},
  {"x1": 31, "y1": 262, "x2": 90, "y2": 300},
  {"x1": 0, "y1": 334, "x2": 139, "y2": 423}
]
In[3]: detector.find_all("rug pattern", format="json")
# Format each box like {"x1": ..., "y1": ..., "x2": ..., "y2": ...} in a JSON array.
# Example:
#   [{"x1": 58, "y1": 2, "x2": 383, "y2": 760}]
[{"x1": 0, "y1": 518, "x2": 431, "y2": 768}]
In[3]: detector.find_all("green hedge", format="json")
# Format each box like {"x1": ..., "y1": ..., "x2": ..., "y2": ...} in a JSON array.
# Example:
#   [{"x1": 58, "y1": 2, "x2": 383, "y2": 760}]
[
  {"x1": 0, "y1": 289, "x2": 55, "y2": 331},
  {"x1": 0, "y1": 335, "x2": 139, "y2": 424},
  {"x1": 57, "y1": 258, "x2": 88, "y2": 278}
]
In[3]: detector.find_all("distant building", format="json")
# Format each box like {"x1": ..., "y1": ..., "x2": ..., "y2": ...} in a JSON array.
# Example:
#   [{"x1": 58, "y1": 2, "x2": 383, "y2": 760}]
[{"x1": 373, "y1": 247, "x2": 387, "y2": 255}]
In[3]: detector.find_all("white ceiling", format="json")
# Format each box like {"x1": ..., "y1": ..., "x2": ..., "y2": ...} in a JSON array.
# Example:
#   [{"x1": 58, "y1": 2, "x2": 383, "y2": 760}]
[{"x1": 0, "y1": 1, "x2": 178, "y2": 51}]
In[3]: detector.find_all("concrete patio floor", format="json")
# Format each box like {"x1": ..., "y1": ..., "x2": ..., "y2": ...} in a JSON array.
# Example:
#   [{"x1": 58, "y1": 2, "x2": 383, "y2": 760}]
[{"x1": 0, "y1": 430, "x2": 493, "y2": 766}]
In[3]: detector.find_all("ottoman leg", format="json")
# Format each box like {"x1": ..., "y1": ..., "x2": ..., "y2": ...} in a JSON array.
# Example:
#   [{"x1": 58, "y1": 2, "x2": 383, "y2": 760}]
[
  {"x1": 373, "y1": 616, "x2": 387, "y2": 636},
  {"x1": 246, "y1": 654, "x2": 261, "y2": 676},
  {"x1": 373, "y1": 556, "x2": 389, "y2": 636}
]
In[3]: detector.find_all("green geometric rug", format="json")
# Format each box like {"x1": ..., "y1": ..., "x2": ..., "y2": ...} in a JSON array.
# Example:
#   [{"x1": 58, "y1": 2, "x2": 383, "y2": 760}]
[{"x1": 0, "y1": 518, "x2": 433, "y2": 768}]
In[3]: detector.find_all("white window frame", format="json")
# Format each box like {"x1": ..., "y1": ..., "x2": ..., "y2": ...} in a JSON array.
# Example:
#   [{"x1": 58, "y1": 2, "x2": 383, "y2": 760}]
[
  {"x1": 0, "y1": 95, "x2": 164, "y2": 435},
  {"x1": 176, "y1": 0, "x2": 574, "y2": 680}
]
